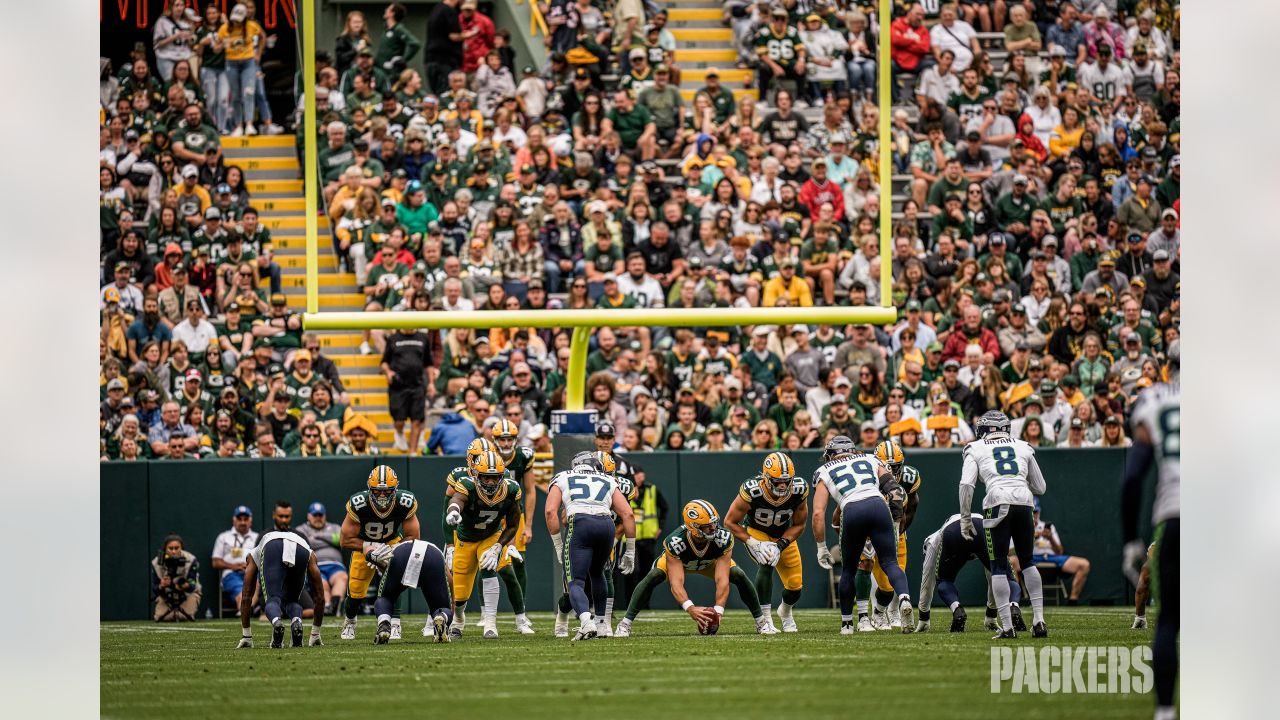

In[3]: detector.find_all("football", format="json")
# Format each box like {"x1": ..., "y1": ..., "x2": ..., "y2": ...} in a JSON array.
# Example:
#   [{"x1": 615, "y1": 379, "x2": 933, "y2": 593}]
[{"x1": 699, "y1": 619, "x2": 719, "y2": 636}]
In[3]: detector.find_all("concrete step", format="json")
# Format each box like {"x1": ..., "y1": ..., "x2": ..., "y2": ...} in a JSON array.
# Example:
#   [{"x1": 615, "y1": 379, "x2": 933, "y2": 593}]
[
  {"x1": 671, "y1": 27, "x2": 731, "y2": 42},
  {"x1": 246, "y1": 179, "x2": 302, "y2": 194},
  {"x1": 239, "y1": 156, "x2": 300, "y2": 172},
  {"x1": 341, "y1": 375, "x2": 393, "y2": 390},
  {"x1": 260, "y1": 216, "x2": 329, "y2": 231},
  {"x1": 220, "y1": 135, "x2": 295, "y2": 149},
  {"x1": 682, "y1": 67, "x2": 752, "y2": 83},
  {"x1": 681, "y1": 87, "x2": 757, "y2": 102},
  {"x1": 253, "y1": 197, "x2": 308, "y2": 213},
  {"x1": 276, "y1": 254, "x2": 338, "y2": 269},
  {"x1": 668, "y1": 8, "x2": 723, "y2": 21},
  {"x1": 278, "y1": 273, "x2": 356, "y2": 288},
  {"x1": 674, "y1": 48, "x2": 739, "y2": 63},
  {"x1": 285, "y1": 291, "x2": 364, "y2": 308},
  {"x1": 223, "y1": 145, "x2": 297, "y2": 160},
  {"x1": 330, "y1": 354, "x2": 383, "y2": 370}
]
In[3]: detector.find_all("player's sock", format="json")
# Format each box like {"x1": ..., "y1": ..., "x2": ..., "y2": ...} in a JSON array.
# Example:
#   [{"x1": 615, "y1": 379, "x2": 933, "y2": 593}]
[
  {"x1": 1021, "y1": 566, "x2": 1045, "y2": 625},
  {"x1": 729, "y1": 565, "x2": 764, "y2": 618},
  {"x1": 265, "y1": 598, "x2": 283, "y2": 624},
  {"x1": 578, "y1": 611, "x2": 593, "y2": 625},
  {"x1": 377, "y1": 613, "x2": 391, "y2": 624},
  {"x1": 841, "y1": 614, "x2": 854, "y2": 623},
  {"x1": 949, "y1": 601, "x2": 961, "y2": 612},
  {"x1": 512, "y1": 558, "x2": 528, "y2": 595},
  {"x1": 604, "y1": 598, "x2": 615, "y2": 623},
  {"x1": 343, "y1": 596, "x2": 361, "y2": 620},
  {"x1": 761, "y1": 603, "x2": 772, "y2": 618},
  {"x1": 754, "y1": 565, "x2": 774, "y2": 612},
  {"x1": 782, "y1": 588, "x2": 801, "y2": 606},
  {"x1": 557, "y1": 593, "x2": 572, "y2": 614},
  {"x1": 1153, "y1": 707, "x2": 1176, "y2": 720},
  {"x1": 482, "y1": 576, "x2": 500, "y2": 623},
  {"x1": 498, "y1": 564, "x2": 526, "y2": 613},
  {"x1": 992, "y1": 573, "x2": 1013, "y2": 630},
  {"x1": 854, "y1": 569, "x2": 872, "y2": 614}
]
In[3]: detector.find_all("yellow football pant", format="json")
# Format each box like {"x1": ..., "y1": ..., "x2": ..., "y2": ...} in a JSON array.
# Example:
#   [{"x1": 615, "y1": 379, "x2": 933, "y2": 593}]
[
  {"x1": 451, "y1": 531, "x2": 510, "y2": 603},
  {"x1": 747, "y1": 527, "x2": 803, "y2": 591},
  {"x1": 347, "y1": 537, "x2": 402, "y2": 599},
  {"x1": 656, "y1": 553, "x2": 737, "y2": 579},
  {"x1": 866, "y1": 532, "x2": 908, "y2": 593}
]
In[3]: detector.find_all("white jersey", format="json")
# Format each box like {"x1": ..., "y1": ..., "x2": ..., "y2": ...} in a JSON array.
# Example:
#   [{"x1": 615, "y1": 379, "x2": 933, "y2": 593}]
[
  {"x1": 1130, "y1": 382, "x2": 1180, "y2": 524},
  {"x1": 960, "y1": 435, "x2": 1046, "y2": 509},
  {"x1": 551, "y1": 468, "x2": 619, "y2": 518},
  {"x1": 212, "y1": 528, "x2": 259, "y2": 579},
  {"x1": 252, "y1": 530, "x2": 310, "y2": 568},
  {"x1": 1077, "y1": 61, "x2": 1131, "y2": 103},
  {"x1": 813, "y1": 453, "x2": 890, "y2": 509}
]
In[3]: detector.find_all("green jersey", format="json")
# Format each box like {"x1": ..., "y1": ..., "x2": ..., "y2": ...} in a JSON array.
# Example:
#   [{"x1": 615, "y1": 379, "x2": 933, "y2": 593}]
[
  {"x1": 665, "y1": 349, "x2": 699, "y2": 387},
  {"x1": 662, "y1": 526, "x2": 734, "y2": 572},
  {"x1": 449, "y1": 475, "x2": 522, "y2": 543},
  {"x1": 502, "y1": 445, "x2": 536, "y2": 481},
  {"x1": 345, "y1": 489, "x2": 419, "y2": 543},
  {"x1": 736, "y1": 476, "x2": 809, "y2": 539}
]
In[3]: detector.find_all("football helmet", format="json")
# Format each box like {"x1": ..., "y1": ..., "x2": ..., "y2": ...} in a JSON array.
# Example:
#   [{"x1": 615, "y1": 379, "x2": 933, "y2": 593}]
[
  {"x1": 593, "y1": 450, "x2": 618, "y2": 476},
  {"x1": 760, "y1": 451, "x2": 796, "y2": 495},
  {"x1": 682, "y1": 500, "x2": 720, "y2": 540},
  {"x1": 823, "y1": 435, "x2": 856, "y2": 462},
  {"x1": 366, "y1": 465, "x2": 399, "y2": 511},
  {"x1": 874, "y1": 440, "x2": 905, "y2": 480},
  {"x1": 465, "y1": 438, "x2": 496, "y2": 472},
  {"x1": 493, "y1": 418, "x2": 519, "y2": 458},
  {"x1": 470, "y1": 451, "x2": 507, "y2": 495},
  {"x1": 975, "y1": 411, "x2": 1011, "y2": 438},
  {"x1": 571, "y1": 451, "x2": 604, "y2": 473}
]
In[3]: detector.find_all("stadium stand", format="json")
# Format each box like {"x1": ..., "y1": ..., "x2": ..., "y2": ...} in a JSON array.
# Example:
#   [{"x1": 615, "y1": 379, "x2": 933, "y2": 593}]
[{"x1": 100, "y1": 0, "x2": 1180, "y2": 460}]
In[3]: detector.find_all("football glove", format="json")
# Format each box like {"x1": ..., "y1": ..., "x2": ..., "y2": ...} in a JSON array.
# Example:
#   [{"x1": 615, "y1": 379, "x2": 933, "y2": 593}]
[
  {"x1": 236, "y1": 635, "x2": 253, "y2": 649},
  {"x1": 618, "y1": 538, "x2": 637, "y2": 575},
  {"x1": 816, "y1": 544, "x2": 833, "y2": 569},
  {"x1": 367, "y1": 542, "x2": 395, "y2": 570},
  {"x1": 309, "y1": 627, "x2": 323, "y2": 647},
  {"x1": 760, "y1": 542, "x2": 781, "y2": 566},
  {"x1": 505, "y1": 546, "x2": 523, "y2": 563},
  {"x1": 445, "y1": 507, "x2": 463, "y2": 527},
  {"x1": 1122, "y1": 539, "x2": 1147, "y2": 588},
  {"x1": 550, "y1": 532, "x2": 565, "y2": 560},
  {"x1": 479, "y1": 543, "x2": 503, "y2": 571},
  {"x1": 444, "y1": 544, "x2": 455, "y2": 571},
  {"x1": 959, "y1": 516, "x2": 977, "y2": 541},
  {"x1": 745, "y1": 537, "x2": 769, "y2": 565},
  {"x1": 362, "y1": 542, "x2": 390, "y2": 569}
]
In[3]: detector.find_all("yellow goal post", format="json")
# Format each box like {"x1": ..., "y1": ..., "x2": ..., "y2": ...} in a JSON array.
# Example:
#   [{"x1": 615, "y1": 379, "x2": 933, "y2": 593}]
[{"x1": 297, "y1": 0, "x2": 899, "y2": 412}]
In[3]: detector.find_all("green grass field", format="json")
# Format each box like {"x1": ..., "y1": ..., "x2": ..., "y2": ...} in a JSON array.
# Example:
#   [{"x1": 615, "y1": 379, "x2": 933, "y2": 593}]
[{"x1": 102, "y1": 608, "x2": 1156, "y2": 719}]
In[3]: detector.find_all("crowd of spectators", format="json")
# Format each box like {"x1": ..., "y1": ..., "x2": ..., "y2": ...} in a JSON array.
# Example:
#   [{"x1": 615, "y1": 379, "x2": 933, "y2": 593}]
[{"x1": 102, "y1": 1, "x2": 1180, "y2": 460}]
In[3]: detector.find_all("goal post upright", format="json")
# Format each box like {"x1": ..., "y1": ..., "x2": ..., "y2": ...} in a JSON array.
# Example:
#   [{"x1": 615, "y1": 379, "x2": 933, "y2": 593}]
[{"x1": 878, "y1": 0, "x2": 893, "y2": 309}]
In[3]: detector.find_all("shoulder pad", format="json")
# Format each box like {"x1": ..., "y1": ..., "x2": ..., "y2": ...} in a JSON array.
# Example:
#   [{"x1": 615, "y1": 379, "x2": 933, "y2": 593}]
[
  {"x1": 712, "y1": 528, "x2": 734, "y2": 549},
  {"x1": 454, "y1": 476, "x2": 474, "y2": 495},
  {"x1": 792, "y1": 478, "x2": 810, "y2": 498},
  {"x1": 902, "y1": 466, "x2": 921, "y2": 493},
  {"x1": 740, "y1": 477, "x2": 764, "y2": 501},
  {"x1": 506, "y1": 479, "x2": 523, "y2": 500},
  {"x1": 397, "y1": 490, "x2": 418, "y2": 513},
  {"x1": 616, "y1": 476, "x2": 637, "y2": 502},
  {"x1": 519, "y1": 446, "x2": 535, "y2": 462}
]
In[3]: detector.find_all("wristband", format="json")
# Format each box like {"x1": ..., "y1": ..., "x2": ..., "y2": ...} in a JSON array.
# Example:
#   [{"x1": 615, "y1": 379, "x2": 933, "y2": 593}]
[
  {"x1": 681, "y1": 599, "x2": 694, "y2": 611},
  {"x1": 713, "y1": 605, "x2": 725, "y2": 615},
  {"x1": 776, "y1": 537, "x2": 791, "y2": 550}
]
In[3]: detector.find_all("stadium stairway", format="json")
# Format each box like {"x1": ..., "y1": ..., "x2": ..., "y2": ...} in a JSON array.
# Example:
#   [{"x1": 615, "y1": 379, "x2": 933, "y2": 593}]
[
  {"x1": 667, "y1": 4, "x2": 758, "y2": 104},
  {"x1": 221, "y1": 135, "x2": 402, "y2": 450}
]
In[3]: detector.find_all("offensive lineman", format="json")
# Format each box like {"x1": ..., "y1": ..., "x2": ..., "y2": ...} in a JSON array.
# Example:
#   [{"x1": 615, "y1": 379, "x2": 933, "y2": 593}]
[
  {"x1": 236, "y1": 529, "x2": 326, "y2": 649},
  {"x1": 339, "y1": 465, "x2": 421, "y2": 640},
  {"x1": 1121, "y1": 340, "x2": 1179, "y2": 720},
  {"x1": 724, "y1": 451, "x2": 809, "y2": 632},
  {"x1": 444, "y1": 450, "x2": 524, "y2": 639},
  {"x1": 365, "y1": 539, "x2": 456, "y2": 644},
  {"x1": 959, "y1": 411, "x2": 1048, "y2": 639},
  {"x1": 860, "y1": 441, "x2": 922, "y2": 630},
  {"x1": 616, "y1": 500, "x2": 777, "y2": 637},
  {"x1": 914, "y1": 513, "x2": 1018, "y2": 633},
  {"x1": 545, "y1": 452, "x2": 637, "y2": 640},
  {"x1": 812, "y1": 435, "x2": 914, "y2": 635}
]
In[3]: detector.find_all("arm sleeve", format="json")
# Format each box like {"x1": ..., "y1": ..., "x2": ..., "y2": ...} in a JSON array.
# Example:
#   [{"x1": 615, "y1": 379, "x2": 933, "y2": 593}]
[
  {"x1": 958, "y1": 451, "x2": 977, "y2": 514},
  {"x1": 917, "y1": 531, "x2": 942, "y2": 610},
  {"x1": 1025, "y1": 454, "x2": 1047, "y2": 495}
]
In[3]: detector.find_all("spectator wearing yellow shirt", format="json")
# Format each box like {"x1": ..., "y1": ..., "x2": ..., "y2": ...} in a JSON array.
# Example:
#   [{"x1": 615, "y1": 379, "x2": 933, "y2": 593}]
[
  {"x1": 762, "y1": 258, "x2": 814, "y2": 307},
  {"x1": 1048, "y1": 106, "x2": 1084, "y2": 161},
  {"x1": 218, "y1": 4, "x2": 264, "y2": 136}
]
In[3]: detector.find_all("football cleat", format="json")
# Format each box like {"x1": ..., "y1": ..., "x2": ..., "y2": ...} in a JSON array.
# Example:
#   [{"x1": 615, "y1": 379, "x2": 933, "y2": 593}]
[
  {"x1": 271, "y1": 622, "x2": 285, "y2": 649},
  {"x1": 840, "y1": 621, "x2": 855, "y2": 635},
  {"x1": 985, "y1": 616, "x2": 1000, "y2": 631},
  {"x1": 432, "y1": 614, "x2": 450, "y2": 643},
  {"x1": 1132, "y1": 616, "x2": 1148, "y2": 630},
  {"x1": 572, "y1": 619, "x2": 598, "y2": 641},
  {"x1": 554, "y1": 609, "x2": 569, "y2": 637},
  {"x1": 871, "y1": 610, "x2": 890, "y2": 630},
  {"x1": 1011, "y1": 605, "x2": 1028, "y2": 632},
  {"x1": 597, "y1": 617, "x2": 612, "y2": 637},
  {"x1": 483, "y1": 624, "x2": 499, "y2": 640},
  {"x1": 898, "y1": 600, "x2": 914, "y2": 634},
  {"x1": 757, "y1": 618, "x2": 779, "y2": 635},
  {"x1": 681, "y1": 500, "x2": 721, "y2": 540},
  {"x1": 915, "y1": 620, "x2": 931, "y2": 633},
  {"x1": 515, "y1": 617, "x2": 536, "y2": 635},
  {"x1": 857, "y1": 616, "x2": 873, "y2": 632},
  {"x1": 449, "y1": 624, "x2": 464, "y2": 639},
  {"x1": 340, "y1": 618, "x2": 356, "y2": 640},
  {"x1": 290, "y1": 618, "x2": 303, "y2": 648},
  {"x1": 780, "y1": 615, "x2": 798, "y2": 633},
  {"x1": 993, "y1": 628, "x2": 1017, "y2": 640},
  {"x1": 950, "y1": 607, "x2": 968, "y2": 633},
  {"x1": 614, "y1": 619, "x2": 632, "y2": 637},
  {"x1": 389, "y1": 618, "x2": 402, "y2": 640},
  {"x1": 374, "y1": 619, "x2": 391, "y2": 645},
  {"x1": 1032, "y1": 621, "x2": 1048, "y2": 638}
]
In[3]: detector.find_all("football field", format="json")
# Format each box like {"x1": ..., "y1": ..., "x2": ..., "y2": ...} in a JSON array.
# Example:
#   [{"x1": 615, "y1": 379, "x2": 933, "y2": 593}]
[{"x1": 102, "y1": 608, "x2": 1158, "y2": 719}]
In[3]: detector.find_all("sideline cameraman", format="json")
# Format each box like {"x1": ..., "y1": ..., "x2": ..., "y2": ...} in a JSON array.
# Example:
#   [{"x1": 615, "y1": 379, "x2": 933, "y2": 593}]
[{"x1": 151, "y1": 534, "x2": 202, "y2": 622}]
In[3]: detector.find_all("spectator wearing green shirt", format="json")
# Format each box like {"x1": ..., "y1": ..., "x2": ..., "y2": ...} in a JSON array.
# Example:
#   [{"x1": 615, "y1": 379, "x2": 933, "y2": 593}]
[
  {"x1": 395, "y1": 180, "x2": 439, "y2": 245},
  {"x1": 909, "y1": 122, "x2": 955, "y2": 209},
  {"x1": 376, "y1": 3, "x2": 422, "y2": 76},
  {"x1": 799, "y1": 222, "x2": 842, "y2": 306},
  {"x1": 319, "y1": 121, "x2": 355, "y2": 202},
  {"x1": 699, "y1": 69, "x2": 736, "y2": 124},
  {"x1": 765, "y1": 387, "x2": 802, "y2": 436},
  {"x1": 740, "y1": 327, "x2": 784, "y2": 388},
  {"x1": 926, "y1": 157, "x2": 969, "y2": 214},
  {"x1": 993, "y1": 174, "x2": 1035, "y2": 237},
  {"x1": 604, "y1": 89, "x2": 657, "y2": 161}
]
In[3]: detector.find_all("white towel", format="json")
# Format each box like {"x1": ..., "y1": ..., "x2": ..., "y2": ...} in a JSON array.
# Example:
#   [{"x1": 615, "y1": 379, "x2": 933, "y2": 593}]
[
  {"x1": 401, "y1": 540, "x2": 429, "y2": 587},
  {"x1": 281, "y1": 538, "x2": 299, "y2": 567}
]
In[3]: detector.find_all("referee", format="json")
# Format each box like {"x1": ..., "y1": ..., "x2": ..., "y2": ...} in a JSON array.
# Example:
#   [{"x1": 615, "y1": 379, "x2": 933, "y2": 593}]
[{"x1": 381, "y1": 326, "x2": 430, "y2": 453}]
